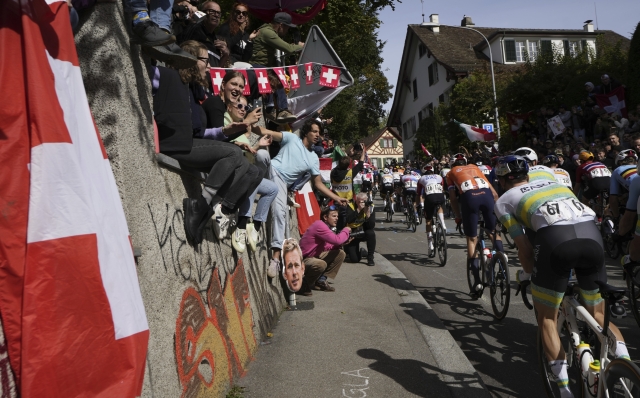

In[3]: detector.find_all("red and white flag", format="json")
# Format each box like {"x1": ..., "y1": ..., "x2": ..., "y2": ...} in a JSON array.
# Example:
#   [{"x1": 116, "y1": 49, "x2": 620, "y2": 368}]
[
  {"x1": 254, "y1": 68, "x2": 272, "y2": 94},
  {"x1": 421, "y1": 144, "x2": 432, "y2": 157},
  {"x1": 0, "y1": 1, "x2": 149, "y2": 396},
  {"x1": 596, "y1": 86, "x2": 627, "y2": 118},
  {"x1": 210, "y1": 67, "x2": 226, "y2": 96},
  {"x1": 455, "y1": 120, "x2": 496, "y2": 142},
  {"x1": 319, "y1": 157, "x2": 334, "y2": 183},
  {"x1": 273, "y1": 67, "x2": 289, "y2": 89},
  {"x1": 235, "y1": 68, "x2": 252, "y2": 96},
  {"x1": 288, "y1": 65, "x2": 301, "y2": 89},
  {"x1": 305, "y1": 62, "x2": 314, "y2": 85},
  {"x1": 295, "y1": 182, "x2": 320, "y2": 235},
  {"x1": 506, "y1": 111, "x2": 533, "y2": 138},
  {"x1": 319, "y1": 65, "x2": 340, "y2": 88}
]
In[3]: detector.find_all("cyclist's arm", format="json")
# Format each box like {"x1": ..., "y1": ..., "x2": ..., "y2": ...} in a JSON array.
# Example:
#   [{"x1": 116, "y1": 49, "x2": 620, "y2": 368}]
[
  {"x1": 619, "y1": 210, "x2": 636, "y2": 236},
  {"x1": 449, "y1": 188, "x2": 461, "y2": 219},
  {"x1": 610, "y1": 195, "x2": 620, "y2": 219},
  {"x1": 514, "y1": 235, "x2": 534, "y2": 273},
  {"x1": 489, "y1": 185, "x2": 499, "y2": 201}
]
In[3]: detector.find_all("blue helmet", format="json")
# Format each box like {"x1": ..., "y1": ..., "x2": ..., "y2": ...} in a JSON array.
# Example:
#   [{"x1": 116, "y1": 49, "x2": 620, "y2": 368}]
[{"x1": 495, "y1": 155, "x2": 529, "y2": 180}]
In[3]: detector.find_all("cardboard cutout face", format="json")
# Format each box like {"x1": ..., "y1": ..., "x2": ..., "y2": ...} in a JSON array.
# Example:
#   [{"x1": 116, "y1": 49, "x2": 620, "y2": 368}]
[{"x1": 282, "y1": 240, "x2": 305, "y2": 292}]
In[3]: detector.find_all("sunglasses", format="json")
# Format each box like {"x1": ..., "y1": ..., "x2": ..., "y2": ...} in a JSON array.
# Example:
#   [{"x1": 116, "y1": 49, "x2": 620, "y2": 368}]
[
  {"x1": 197, "y1": 57, "x2": 209, "y2": 66},
  {"x1": 234, "y1": 10, "x2": 248, "y2": 16},
  {"x1": 327, "y1": 205, "x2": 337, "y2": 211},
  {"x1": 204, "y1": 9, "x2": 221, "y2": 16},
  {"x1": 234, "y1": 103, "x2": 250, "y2": 111}
]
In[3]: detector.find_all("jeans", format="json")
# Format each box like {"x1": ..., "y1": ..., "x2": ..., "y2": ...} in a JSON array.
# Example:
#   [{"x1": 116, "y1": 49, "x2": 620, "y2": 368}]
[
  {"x1": 126, "y1": 0, "x2": 173, "y2": 31},
  {"x1": 270, "y1": 169, "x2": 289, "y2": 250},
  {"x1": 239, "y1": 178, "x2": 278, "y2": 222},
  {"x1": 167, "y1": 139, "x2": 260, "y2": 210}
]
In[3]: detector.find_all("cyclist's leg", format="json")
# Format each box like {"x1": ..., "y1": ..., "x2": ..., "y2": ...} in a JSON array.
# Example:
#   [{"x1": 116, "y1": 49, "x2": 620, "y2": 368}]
[
  {"x1": 424, "y1": 196, "x2": 436, "y2": 234},
  {"x1": 460, "y1": 192, "x2": 481, "y2": 286},
  {"x1": 480, "y1": 202, "x2": 504, "y2": 253}
]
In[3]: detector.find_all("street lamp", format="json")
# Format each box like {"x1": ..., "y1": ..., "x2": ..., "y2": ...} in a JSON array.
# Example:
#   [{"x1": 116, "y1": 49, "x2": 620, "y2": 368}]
[{"x1": 420, "y1": 22, "x2": 501, "y2": 140}]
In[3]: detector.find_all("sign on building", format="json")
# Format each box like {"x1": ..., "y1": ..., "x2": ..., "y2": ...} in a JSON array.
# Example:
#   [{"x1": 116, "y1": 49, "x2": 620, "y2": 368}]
[{"x1": 482, "y1": 123, "x2": 494, "y2": 133}]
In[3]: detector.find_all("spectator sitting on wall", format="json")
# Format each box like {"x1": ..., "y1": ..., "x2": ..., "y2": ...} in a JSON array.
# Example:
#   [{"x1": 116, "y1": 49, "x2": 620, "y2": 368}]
[
  {"x1": 202, "y1": 71, "x2": 263, "y2": 129},
  {"x1": 297, "y1": 205, "x2": 350, "y2": 295},
  {"x1": 178, "y1": 0, "x2": 231, "y2": 67},
  {"x1": 343, "y1": 192, "x2": 376, "y2": 266},
  {"x1": 216, "y1": 2, "x2": 259, "y2": 63}
]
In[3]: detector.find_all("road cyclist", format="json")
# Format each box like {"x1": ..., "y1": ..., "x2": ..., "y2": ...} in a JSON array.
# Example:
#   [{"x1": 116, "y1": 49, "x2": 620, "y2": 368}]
[
  {"x1": 609, "y1": 149, "x2": 638, "y2": 220},
  {"x1": 401, "y1": 168, "x2": 420, "y2": 230},
  {"x1": 573, "y1": 150, "x2": 611, "y2": 213},
  {"x1": 542, "y1": 154, "x2": 573, "y2": 189},
  {"x1": 379, "y1": 167, "x2": 395, "y2": 219},
  {"x1": 418, "y1": 165, "x2": 446, "y2": 255}
]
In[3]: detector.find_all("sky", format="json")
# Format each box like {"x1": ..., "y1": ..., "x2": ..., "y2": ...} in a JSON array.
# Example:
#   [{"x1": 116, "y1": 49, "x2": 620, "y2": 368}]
[{"x1": 377, "y1": 0, "x2": 640, "y2": 111}]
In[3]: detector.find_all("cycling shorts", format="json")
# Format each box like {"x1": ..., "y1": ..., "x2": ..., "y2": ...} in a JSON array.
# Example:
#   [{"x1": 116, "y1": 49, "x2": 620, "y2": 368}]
[
  {"x1": 403, "y1": 189, "x2": 418, "y2": 199},
  {"x1": 459, "y1": 188, "x2": 496, "y2": 237},
  {"x1": 582, "y1": 176, "x2": 610, "y2": 200},
  {"x1": 423, "y1": 193, "x2": 445, "y2": 219},
  {"x1": 531, "y1": 221, "x2": 606, "y2": 309},
  {"x1": 381, "y1": 183, "x2": 394, "y2": 195},
  {"x1": 361, "y1": 181, "x2": 372, "y2": 192},
  {"x1": 394, "y1": 181, "x2": 403, "y2": 190}
]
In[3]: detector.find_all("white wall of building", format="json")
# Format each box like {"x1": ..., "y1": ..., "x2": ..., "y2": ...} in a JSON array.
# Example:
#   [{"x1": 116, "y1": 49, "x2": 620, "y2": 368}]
[{"x1": 482, "y1": 36, "x2": 597, "y2": 64}]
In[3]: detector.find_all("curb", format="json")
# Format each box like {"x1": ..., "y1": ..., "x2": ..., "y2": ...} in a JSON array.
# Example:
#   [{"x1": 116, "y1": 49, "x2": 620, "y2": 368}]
[{"x1": 374, "y1": 253, "x2": 492, "y2": 398}]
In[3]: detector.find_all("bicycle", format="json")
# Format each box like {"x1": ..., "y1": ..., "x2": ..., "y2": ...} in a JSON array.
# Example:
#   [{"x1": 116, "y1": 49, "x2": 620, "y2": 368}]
[
  {"x1": 382, "y1": 192, "x2": 394, "y2": 222},
  {"x1": 466, "y1": 219, "x2": 511, "y2": 320},
  {"x1": 426, "y1": 203, "x2": 447, "y2": 267},
  {"x1": 496, "y1": 222, "x2": 516, "y2": 250},
  {"x1": 623, "y1": 260, "x2": 640, "y2": 329},
  {"x1": 372, "y1": 184, "x2": 378, "y2": 199},
  {"x1": 405, "y1": 193, "x2": 417, "y2": 233},
  {"x1": 601, "y1": 215, "x2": 620, "y2": 259},
  {"x1": 519, "y1": 279, "x2": 640, "y2": 397}
]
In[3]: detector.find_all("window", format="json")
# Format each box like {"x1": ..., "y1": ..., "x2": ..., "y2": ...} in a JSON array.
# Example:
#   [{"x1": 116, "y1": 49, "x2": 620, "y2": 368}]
[
  {"x1": 419, "y1": 106, "x2": 428, "y2": 121},
  {"x1": 380, "y1": 138, "x2": 394, "y2": 148},
  {"x1": 504, "y1": 40, "x2": 516, "y2": 62},
  {"x1": 569, "y1": 41, "x2": 579, "y2": 57},
  {"x1": 438, "y1": 94, "x2": 445, "y2": 103},
  {"x1": 427, "y1": 103, "x2": 434, "y2": 117},
  {"x1": 402, "y1": 122, "x2": 408, "y2": 139},
  {"x1": 418, "y1": 43, "x2": 428, "y2": 58},
  {"x1": 428, "y1": 63, "x2": 439, "y2": 86},
  {"x1": 408, "y1": 116, "x2": 416, "y2": 137},
  {"x1": 563, "y1": 40, "x2": 570, "y2": 57},
  {"x1": 541, "y1": 40, "x2": 552, "y2": 56},
  {"x1": 527, "y1": 41, "x2": 538, "y2": 61},
  {"x1": 515, "y1": 41, "x2": 525, "y2": 62},
  {"x1": 412, "y1": 79, "x2": 418, "y2": 100}
]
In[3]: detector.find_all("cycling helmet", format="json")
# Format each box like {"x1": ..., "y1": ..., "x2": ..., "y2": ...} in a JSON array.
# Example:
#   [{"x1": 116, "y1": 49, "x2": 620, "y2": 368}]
[
  {"x1": 514, "y1": 147, "x2": 538, "y2": 164},
  {"x1": 422, "y1": 165, "x2": 434, "y2": 175},
  {"x1": 542, "y1": 154, "x2": 559, "y2": 166},
  {"x1": 383, "y1": 168, "x2": 389, "y2": 174},
  {"x1": 615, "y1": 149, "x2": 638, "y2": 165},
  {"x1": 495, "y1": 155, "x2": 529, "y2": 180},
  {"x1": 579, "y1": 151, "x2": 594, "y2": 162},
  {"x1": 403, "y1": 169, "x2": 412, "y2": 175},
  {"x1": 450, "y1": 153, "x2": 467, "y2": 167}
]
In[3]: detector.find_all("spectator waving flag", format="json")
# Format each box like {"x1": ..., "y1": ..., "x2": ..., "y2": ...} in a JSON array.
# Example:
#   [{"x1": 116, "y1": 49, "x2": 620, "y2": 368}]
[
  {"x1": 234, "y1": 68, "x2": 252, "y2": 95},
  {"x1": 210, "y1": 68, "x2": 226, "y2": 96},
  {"x1": 596, "y1": 86, "x2": 628, "y2": 118},
  {"x1": 454, "y1": 120, "x2": 496, "y2": 142},
  {"x1": 421, "y1": 144, "x2": 432, "y2": 157},
  {"x1": 305, "y1": 62, "x2": 314, "y2": 85},
  {"x1": 288, "y1": 65, "x2": 301, "y2": 89},
  {"x1": 0, "y1": 1, "x2": 149, "y2": 396},
  {"x1": 273, "y1": 67, "x2": 289, "y2": 89},
  {"x1": 254, "y1": 68, "x2": 272, "y2": 94},
  {"x1": 319, "y1": 65, "x2": 340, "y2": 88}
]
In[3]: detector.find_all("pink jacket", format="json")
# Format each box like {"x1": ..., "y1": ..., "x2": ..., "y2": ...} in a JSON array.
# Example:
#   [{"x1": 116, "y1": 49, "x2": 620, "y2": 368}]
[{"x1": 299, "y1": 220, "x2": 350, "y2": 258}]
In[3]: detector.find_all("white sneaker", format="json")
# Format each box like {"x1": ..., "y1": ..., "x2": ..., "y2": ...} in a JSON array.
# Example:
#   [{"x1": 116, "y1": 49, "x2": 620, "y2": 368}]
[
  {"x1": 232, "y1": 228, "x2": 247, "y2": 253},
  {"x1": 428, "y1": 238, "x2": 434, "y2": 252},
  {"x1": 267, "y1": 258, "x2": 279, "y2": 278},
  {"x1": 212, "y1": 204, "x2": 231, "y2": 240},
  {"x1": 246, "y1": 223, "x2": 259, "y2": 252},
  {"x1": 475, "y1": 283, "x2": 483, "y2": 292}
]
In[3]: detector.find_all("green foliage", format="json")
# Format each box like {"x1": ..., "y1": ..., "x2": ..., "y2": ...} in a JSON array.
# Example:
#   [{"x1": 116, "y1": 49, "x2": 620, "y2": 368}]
[
  {"x1": 414, "y1": 105, "x2": 463, "y2": 157},
  {"x1": 628, "y1": 22, "x2": 640, "y2": 108},
  {"x1": 226, "y1": 386, "x2": 244, "y2": 398}
]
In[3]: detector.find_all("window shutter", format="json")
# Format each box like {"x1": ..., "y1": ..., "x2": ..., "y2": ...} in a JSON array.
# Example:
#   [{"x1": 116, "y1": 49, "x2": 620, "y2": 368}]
[
  {"x1": 563, "y1": 40, "x2": 570, "y2": 57},
  {"x1": 541, "y1": 40, "x2": 552, "y2": 55},
  {"x1": 393, "y1": 138, "x2": 398, "y2": 148},
  {"x1": 379, "y1": 139, "x2": 384, "y2": 148},
  {"x1": 412, "y1": 79, "x2": 418, "y2": 99},
  {"x1": 428, "y1": 64, "x2": 434, "y2": 86},
  {"x1": 504, "y1": 40, "x2": 516, "y2": 62}
]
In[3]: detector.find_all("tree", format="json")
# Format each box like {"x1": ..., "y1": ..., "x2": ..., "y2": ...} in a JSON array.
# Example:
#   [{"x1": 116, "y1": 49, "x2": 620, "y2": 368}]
[{"x1": 628, "y1": 22, "x2": 640, "y2": 109}]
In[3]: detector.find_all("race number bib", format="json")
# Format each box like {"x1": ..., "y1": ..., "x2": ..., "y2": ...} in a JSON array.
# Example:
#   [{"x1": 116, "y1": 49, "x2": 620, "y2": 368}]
[
  {"x1": 482, "y1": 169, "x2": 491, "y2": 176},
  {"x1": 425, "y1": 184, "x2": 443, "y2": 194},
  {"x1": 539, "y1": 198, "x2": 595, "y2": 225},
  {"x1": 459, "y1": 177, "x2": 489, "y2": 193},
  {"x1": 382, "y1": 175, "x2": 393, "y2": 184},
  {"x1": 404, "y1": 180, "x2": 418, "y2": 189},
  {"x1": 589, "y1": 168, "x2": 611, "y2": 178},
  {"x1": 557, "y1": 177, "x2": 572, "y2": 188}
]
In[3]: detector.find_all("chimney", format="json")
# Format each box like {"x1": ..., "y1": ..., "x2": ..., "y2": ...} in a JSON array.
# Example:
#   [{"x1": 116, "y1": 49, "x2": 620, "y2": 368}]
[
  {"x1": 583, "y1": 21, "x2": 594, "y2": 32},
  {"x1": 429, "y1": 14, "x2": 439, "y2": 33},
  {"x1": 461, "y1": 15, "x2": 475, "y2": 27}
]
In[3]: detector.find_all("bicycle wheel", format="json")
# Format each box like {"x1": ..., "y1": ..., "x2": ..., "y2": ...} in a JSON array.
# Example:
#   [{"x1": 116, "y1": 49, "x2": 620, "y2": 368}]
[
  {"x1": 602, "y1": 216, "x2": 619, "y2": 259},
  {"x1": 436, "y1": 221, "x2": 447, "y2": 267},
  {"x1": 606, "y1": 358, "x2": 640, "y2": 397},
  {"x1": 489, "y1": 252, "x2": 510, "y2": 320},
  {"x1": 626, "y1": 264, "x2": 640, "y2": 328},
  {"x1": 409, "y1": 210, "x2": 417, "y2": 232},
  {"x1": 537, "y1": 325, "x2": 583, "y2": 398},
  {"x1": 501, "y1": 227, "x2": 515, "y2": 249}
]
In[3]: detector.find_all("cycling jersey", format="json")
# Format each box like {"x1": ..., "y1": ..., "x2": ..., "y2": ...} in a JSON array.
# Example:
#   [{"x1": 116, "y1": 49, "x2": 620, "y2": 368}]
[
  {"x1": 440, "y1": 168, "x2": 451, "y2": 179},
  {"x1": 576, "y1": 161, "x2": 611, "y2": 182},
  {"x1": 418, "y1": 175, "x2": 444, "y2": 196},
  {"x1": 445, "y1": 165, "x2": 491, "y2": 193},
  {"x1": 362, "y1": 172, "x2": 373, "y2": 183},
  {"x1": 609, "y1": 164, "x2": 637, "y2": 195},
  {"x1": 446, "y1": 165, "x2": 495, "y2": 236},
  {"x1": 549, "y1": 168, "x2": 572, "y2": 188},
  {"x1": 392, "y1": 172, "x2": 402, "y2": 184},
  {"x1": 626, "y1": 176, "x2": 640, "y2": 211},
  {"x1": 528, "y1": 165, "x2": 557, "y2": 184},
  {"x1": 478, "y1": 165, "x2": 492, "y2": 177},
  {"x1": 401, "y1": 174, "x2": 419, "y2": 192}
]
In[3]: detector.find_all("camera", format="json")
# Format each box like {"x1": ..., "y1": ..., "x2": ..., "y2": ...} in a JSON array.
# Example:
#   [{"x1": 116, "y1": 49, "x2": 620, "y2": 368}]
[
  {"x1": 365, "y1": 200, "x2": 373, "y2": 207},
  {"x1": 353, "y1": 143, "x2": 362, "y2": 152},
  {"x1": 349, "y1": 230, "x2": 365, "y2": 239}
]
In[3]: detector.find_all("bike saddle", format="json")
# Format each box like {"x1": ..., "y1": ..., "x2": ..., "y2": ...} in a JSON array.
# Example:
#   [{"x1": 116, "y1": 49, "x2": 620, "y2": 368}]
[{"x1": 595, "y1": 280, "x2": 627, "y2": 301}]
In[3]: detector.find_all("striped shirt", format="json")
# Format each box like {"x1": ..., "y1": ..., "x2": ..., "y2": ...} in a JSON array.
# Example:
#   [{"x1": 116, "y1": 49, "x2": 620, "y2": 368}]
[{"x1": 610, "y1": 164, "x2": 638, "y2": 195}]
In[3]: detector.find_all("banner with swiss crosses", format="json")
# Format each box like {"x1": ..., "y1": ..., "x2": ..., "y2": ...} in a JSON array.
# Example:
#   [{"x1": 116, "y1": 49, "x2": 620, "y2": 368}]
[
  {"x1": 305, "y1": 62, "x2": 314, "y2": 85},
  {"x1": 319, "y1": 65, "x2": 340, "y2": 88},
  {"x1": 254, "y1": 68, "x2": 272, "y2": 94},
  {"x1": 288, "y1": 65, "x2": 300, "y2": 89},
  {"x1": 273, "y1": 67, "x2": 289, "y2": 89},
  {"x1": 210, "y1": 68, "x2": 226, "y2": 96}
]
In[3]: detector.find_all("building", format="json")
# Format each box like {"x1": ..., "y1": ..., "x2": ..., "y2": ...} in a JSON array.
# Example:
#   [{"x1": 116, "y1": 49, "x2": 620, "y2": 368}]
[
  {"x1": 387, "y1": 14, "x2": 630, "y2": 159},
  {"x1": 360, "y1": 126, "x2": 403, "y2": 169}
]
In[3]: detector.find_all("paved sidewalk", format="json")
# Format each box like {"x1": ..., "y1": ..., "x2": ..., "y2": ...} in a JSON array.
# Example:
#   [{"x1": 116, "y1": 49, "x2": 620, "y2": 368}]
[{"x1": 238, "y1": 253, "x2": 490, "y2": 398}]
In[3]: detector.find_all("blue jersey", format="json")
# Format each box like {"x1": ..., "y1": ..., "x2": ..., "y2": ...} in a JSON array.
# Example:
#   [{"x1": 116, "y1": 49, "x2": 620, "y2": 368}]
[
  {"x1": 610, "y1": 165, "x2": 637, "y2": 195},
  {"x1": 626, "y1": 175, "x2": 640, "y2": 211},
  {"x1": 401, "y1": 174, "x2": 419, "y2": 191}
]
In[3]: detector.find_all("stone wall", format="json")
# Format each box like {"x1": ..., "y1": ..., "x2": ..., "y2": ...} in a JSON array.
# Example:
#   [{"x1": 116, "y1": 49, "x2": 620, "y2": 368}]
[{"x1": 73, "y1": 3, "x2": 295, "y2": 396}]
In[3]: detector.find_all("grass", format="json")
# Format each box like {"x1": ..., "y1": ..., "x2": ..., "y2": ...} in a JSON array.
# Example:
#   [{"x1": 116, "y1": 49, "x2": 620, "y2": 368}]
[{"x1": 226, "y1": 386, "x2": 245, "y2": 398}]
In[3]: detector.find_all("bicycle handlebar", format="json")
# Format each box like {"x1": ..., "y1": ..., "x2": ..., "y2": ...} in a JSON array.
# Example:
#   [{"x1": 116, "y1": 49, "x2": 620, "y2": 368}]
[{"x1": 516, "y1": 280, "x2": 533, "y2": 310}]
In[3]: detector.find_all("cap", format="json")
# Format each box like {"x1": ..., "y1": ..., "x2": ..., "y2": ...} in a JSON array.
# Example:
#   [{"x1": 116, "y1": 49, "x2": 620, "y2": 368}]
[
  {"x1": 572, "y1": 154, "x2": 579, "y2": 160},
  {"x1": 273, "y1": 12, "x2": 296, "y2": 28},
  {"x1": 545, "y1": 139, "x2": 553, "y2": 144}
]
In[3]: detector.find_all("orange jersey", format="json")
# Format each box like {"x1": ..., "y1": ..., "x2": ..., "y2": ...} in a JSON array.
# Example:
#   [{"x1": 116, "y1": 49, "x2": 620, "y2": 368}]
[{"x1": 445, "y1": 165, "x2": 491, "y2": 193}]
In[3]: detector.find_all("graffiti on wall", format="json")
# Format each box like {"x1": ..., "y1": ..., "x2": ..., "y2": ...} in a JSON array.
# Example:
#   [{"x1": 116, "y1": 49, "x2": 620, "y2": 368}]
[
  {"x1": 175, "y1": 259, "x2": 257, "y2": 398},
  {"x1": 0, "y1": 318, "x2": 17, "y2": 398}
]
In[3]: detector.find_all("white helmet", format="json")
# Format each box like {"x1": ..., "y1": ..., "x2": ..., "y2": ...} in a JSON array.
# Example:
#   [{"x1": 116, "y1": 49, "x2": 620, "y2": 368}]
[
  {"x1": 383, "y1": 168, "x2": 389, "y2": 174},
  {"x1": 514, "y1": 147, "x2": 538, "y2": 164},
  {"x1": 616, "y1": 149, "x2": 638, "y2": 166}
]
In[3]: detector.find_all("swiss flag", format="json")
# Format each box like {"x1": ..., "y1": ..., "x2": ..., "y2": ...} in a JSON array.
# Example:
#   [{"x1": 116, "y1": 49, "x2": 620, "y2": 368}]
[
  {"x1": 273, "y1": 67, "x2": 289, "y2": 89},
  {"x1": 254, "y1": 68, "x2": 272, "y2": 94},
  {"x1": 305, "y1": 62, "x2": 314, "y2": 85},
  {"x1": 288, "y1": 65, "x2": 300, "y2": 89},
  {"x1": 319, "y1": 65, "x2": 340, "y2": 88},
  {"x1": 596, "y1": 86, "x2": 627, "y2": 118},
  {"x1": 0, "y1": 1, "x2": 149, "y2": 396},
  {"x1": 235, "y1": 68, "x2": 252, "y2": 96},
  {"x1": 295, "y1": 182, "x2": 320, "y2": 235},
  {"x1": 210, "y1": 67, "x2": 226, "y2": 95}
]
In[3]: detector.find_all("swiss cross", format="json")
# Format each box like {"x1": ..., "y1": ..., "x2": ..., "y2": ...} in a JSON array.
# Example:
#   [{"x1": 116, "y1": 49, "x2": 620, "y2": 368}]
[
  {"x1": 322, "y1": 68, "x2": 337, "y2": 84},
  {"x1": 212, "y1": 72, "x2": 223, "y2": 88},
  {"x1": 257, "y1": 71, "x2": 269, "y2": 90},
  {"x1": 298, "y1": 181, "x2": 315, "y2": 216},
  {"x1": 290, "y1": 69, "x2": 299, "y2": 85},
  {"x1": 604, "y1": 94, "x2": 626, "y2": 116},
  {"x1": 306, "y1": 65, "x2": 312, "y2": 79}
]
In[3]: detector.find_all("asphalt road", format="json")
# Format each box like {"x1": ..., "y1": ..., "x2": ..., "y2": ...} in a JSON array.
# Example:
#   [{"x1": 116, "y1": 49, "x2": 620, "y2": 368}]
[{"x1": 371, "y1": 196, "x2": 640, "y2": 398}]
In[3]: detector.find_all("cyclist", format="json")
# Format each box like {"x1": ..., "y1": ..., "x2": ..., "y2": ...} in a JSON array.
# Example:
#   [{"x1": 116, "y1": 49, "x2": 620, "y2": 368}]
[
  {"x1": 418, "y1": 165, "x2": 446, "y2": 252},
  {"x1": 379, "y1": 167, "x2": 395, "y2": 213},
  {"x1": 494, "y1": 155, "x2": 629, "y2": 398},
  {"x1": 361, "y1": 166, "x2": 374, "y2": 201},
  {"x1": 476, "y1": 157, "x2": 492, "y2": 177},
  {"x1": 541, "y1": 154, "x2": 572, "y2": 188},
  {"x1": 573, "y1": 151, "x2": 611, "y2": 214},
  {"x1": 446, "y1": 153, "x2": 503, "y2": 296},
  {"x1": 392, "y1": 166, "x2": 403, "y2": 203},
  {"x1": 609, "y1": 149, "x2": 638, "y2": 219},
  {"x1": 620, "y1": 169, "x2": 640, "y2": 265},
  {"x1": 401, "y1": 169, "x2": 420, "y2": 219}
]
